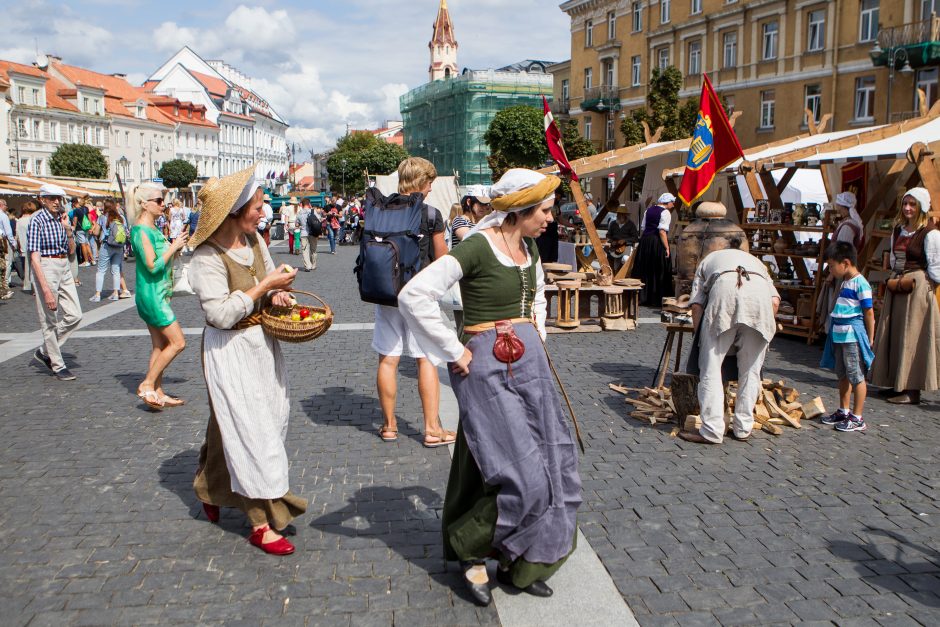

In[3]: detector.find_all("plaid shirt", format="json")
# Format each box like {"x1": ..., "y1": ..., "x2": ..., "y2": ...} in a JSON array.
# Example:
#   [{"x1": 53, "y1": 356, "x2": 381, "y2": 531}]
[{"x1": 27, "y1": 208, "x2": 69, "y2": 257}]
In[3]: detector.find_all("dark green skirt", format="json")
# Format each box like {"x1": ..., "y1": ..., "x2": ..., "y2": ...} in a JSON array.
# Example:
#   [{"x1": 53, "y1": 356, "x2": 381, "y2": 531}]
[{"x1": 442, "y1": 422, "x2": 576, "y2": 589}]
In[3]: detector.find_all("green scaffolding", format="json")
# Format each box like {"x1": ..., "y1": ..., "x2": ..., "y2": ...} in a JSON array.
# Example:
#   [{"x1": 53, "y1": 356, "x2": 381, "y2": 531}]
[{"x1": 401, "y1": 70, "x2": 553, "y2": 186}]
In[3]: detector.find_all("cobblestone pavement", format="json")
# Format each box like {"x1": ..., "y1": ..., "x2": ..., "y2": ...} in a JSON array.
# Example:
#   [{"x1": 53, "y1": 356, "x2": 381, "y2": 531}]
[{"x1": 1, "y1": 240, "x2": 939, "y2": 625}]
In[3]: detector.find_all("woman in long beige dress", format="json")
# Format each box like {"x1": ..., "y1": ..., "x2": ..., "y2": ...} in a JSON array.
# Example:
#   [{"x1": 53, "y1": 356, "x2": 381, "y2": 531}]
[{"x1": 188, "y1": 166, "x2": 306, "y2": 555}]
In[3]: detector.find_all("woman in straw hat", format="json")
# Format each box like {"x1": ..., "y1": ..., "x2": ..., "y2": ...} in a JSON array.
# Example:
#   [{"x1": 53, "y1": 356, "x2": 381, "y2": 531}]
[
  {"x1": 869, "y1": 187, "x2": 940, "y2": 405},
  {"x1": 188, "y1": 166, "x2": 307, "y2": 555},
  {"x1": 399, "y1": 169, "x2": 582, "y2": 606},
  {"x1": 130, "y1": 182, "x2": 189, "y2": 409}
]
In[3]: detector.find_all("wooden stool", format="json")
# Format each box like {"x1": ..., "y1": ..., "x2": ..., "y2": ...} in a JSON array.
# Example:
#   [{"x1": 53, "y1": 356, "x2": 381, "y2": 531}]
[
  {"x1": 653, "y1": 323, "x2": 694, "y2": 388},
  {"x1": 555, "y1": 280, "x2": 582, "y2": 329}
]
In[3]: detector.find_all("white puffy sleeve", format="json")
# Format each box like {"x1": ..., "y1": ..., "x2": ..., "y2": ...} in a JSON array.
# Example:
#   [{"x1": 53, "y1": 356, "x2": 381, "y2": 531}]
[
  {"x1": 659, "y1": 210, "x2": 672, "y2": 231},
  {"x1": 534, "y1": 260, "x2": 547, "y2": 340},
  {"x1": 925, "y1": 229, "x2": 940, "y2": 283},
  {"x1": 398, "y1": 255, "x2": 466, "y2": 365},
  {"x1": 189, "y1": 247, "x2": 255, "y2": 329}
]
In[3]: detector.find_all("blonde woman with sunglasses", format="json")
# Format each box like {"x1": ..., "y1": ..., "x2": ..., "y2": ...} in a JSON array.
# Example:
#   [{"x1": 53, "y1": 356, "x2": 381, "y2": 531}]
[{"x1": 131, "y1": 183, "x2": 189, "y2": 409}]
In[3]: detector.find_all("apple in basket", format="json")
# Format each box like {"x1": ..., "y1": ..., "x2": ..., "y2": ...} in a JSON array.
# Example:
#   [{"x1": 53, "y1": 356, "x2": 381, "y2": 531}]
[{"x1": 299, "y1": 308, "x2": 310, "y2": 320}]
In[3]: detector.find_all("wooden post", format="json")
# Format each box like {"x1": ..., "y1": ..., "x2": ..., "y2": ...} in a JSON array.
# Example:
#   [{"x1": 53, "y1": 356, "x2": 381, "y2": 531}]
[
  {"x1": 570, "y1": 181, "x2": 614, "y2": 284},
  {"x1": 594, "y1": 167, "x2": 639, "y2": 228},
  {"x1": 910, "y1": 143, "x2": 940, "y2": 219}
]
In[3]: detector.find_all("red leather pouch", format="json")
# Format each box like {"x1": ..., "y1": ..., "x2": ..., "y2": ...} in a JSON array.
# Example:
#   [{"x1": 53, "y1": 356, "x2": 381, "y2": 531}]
[{"x1": 493, "y1": 320, "x2": 525, "y2": 370}]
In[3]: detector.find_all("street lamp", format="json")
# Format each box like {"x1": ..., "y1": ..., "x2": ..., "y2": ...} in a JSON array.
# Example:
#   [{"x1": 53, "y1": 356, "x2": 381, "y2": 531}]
[
  {"x1": 341, "y1": 157, "x2": 347, "y2": 197},
  {"x1": 144, "y1": 139, "x2": 160, "y2": 181},
  {"x1": 871, "y1": 38, "x2": 914, "y2": 123}
]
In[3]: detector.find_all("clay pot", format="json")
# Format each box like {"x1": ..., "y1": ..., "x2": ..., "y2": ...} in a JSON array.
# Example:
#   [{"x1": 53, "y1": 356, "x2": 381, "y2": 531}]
[{"x1": 676, "y1": 203, "x2": 748, "y2": 296}]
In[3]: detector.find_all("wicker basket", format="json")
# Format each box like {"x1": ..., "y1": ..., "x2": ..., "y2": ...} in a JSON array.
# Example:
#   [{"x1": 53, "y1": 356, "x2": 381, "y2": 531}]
[{"x1": 261, "y1": 290, "x2": 333, "y2": 343}]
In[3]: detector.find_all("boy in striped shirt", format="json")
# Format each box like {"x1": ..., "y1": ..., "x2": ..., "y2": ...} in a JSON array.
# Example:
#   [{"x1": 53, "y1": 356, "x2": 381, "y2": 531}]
[{"x1": 820, "y1": 242, "x2": 875, "y2": 432}]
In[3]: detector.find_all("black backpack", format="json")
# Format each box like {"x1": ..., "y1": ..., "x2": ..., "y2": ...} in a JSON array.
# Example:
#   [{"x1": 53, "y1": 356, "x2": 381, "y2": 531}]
[
  {"x1": 355, "y1": 188, "x2": 436, "y2": 307},
  {"x1": 306, "y1": 209, "x2": 323, "y2": 237}
]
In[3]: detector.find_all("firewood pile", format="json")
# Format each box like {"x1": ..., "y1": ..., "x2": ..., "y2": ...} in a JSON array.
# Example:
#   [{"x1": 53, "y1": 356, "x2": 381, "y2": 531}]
[{"x1": 610, "y1": 376, "x2": 826, "y2": 437}]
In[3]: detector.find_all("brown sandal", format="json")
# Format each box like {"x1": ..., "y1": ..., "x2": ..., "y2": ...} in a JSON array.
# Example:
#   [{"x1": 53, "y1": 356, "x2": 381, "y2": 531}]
[
  {"x1": 379, "y1": 426, "x2": 398, "y2": 442},
  {"x1": 424, "y1": 429, "x2": 456, "y2": 448}
]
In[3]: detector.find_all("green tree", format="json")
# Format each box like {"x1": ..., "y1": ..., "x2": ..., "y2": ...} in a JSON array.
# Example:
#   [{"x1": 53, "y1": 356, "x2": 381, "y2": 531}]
[
  {"x1": 483, "y1": 105, "x2": 547, "y2": 181},
  {"x1": 157, "y1": 159, "x2": 198, "y2": 189},
  {"x1": 48, "y1": 143, "x2": 108, "y2": 179},
  {"x1": 326, "y1": 132, "x2": 409, "y2": 195},
  {"x1": 561, "y1": 119, "x2": 596, "y2": 161}
]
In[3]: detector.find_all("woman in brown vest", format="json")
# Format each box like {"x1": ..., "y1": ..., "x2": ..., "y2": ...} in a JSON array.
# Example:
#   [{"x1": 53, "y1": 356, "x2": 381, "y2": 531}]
[
  {"x1": 870, "y1": 187, "x2": 940, "y2": 404},
  {"x1": 188, "y1": 166, "x2": 307, "y2": 555}
]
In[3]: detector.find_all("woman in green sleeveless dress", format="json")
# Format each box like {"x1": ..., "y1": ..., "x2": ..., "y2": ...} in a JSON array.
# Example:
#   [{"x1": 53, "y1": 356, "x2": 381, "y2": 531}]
[{"x1": 130, "y1": 183, "x2": 189, "y2": 409}]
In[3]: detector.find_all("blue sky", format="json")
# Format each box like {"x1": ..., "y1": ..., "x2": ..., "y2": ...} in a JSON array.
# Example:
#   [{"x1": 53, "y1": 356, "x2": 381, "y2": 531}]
[{"x1": 2, "y1": 0, "x2": 570, "y2": 153}]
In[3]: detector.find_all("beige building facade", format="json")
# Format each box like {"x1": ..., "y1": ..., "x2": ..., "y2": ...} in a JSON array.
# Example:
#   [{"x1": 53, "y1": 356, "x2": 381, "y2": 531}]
[{"x1": 558, "y1": 0, "x2": 937, "y2": 197}]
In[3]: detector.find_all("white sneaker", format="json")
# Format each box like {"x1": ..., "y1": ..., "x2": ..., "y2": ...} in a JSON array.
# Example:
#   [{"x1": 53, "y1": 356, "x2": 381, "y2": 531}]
[{"x1": 89, "y1": 294, "x2": 101, "y2": 302}]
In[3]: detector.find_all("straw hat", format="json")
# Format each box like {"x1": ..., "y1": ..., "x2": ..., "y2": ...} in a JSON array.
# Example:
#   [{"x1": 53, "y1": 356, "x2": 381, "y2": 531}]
[
  {"x1": 615, "y1": 205, "x2": 630, "y2": 214},
  {"x1": 288, "y1": 196, "x2": 299, "y2": 205},
  {"x1": 190, "y1": 165, "x2": 257, "y2": 249},
  {"x1": 263, "y1": 193, "x2": 272, "y2": 202}
]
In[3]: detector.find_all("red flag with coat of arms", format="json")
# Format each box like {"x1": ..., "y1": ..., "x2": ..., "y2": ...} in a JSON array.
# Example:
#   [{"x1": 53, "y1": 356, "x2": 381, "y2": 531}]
[
  {"x1": 677, "y1": 74, "x2": 744, "y2": 205},
  {"x1": 543, "y1": 96, "x2": 578, "y2": 181}
]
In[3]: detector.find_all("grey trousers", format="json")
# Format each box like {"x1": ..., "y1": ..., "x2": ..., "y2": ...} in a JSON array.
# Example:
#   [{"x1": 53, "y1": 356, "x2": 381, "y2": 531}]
[{"x1": 34, "y1": 257, "x2": 83, "y2": 372}]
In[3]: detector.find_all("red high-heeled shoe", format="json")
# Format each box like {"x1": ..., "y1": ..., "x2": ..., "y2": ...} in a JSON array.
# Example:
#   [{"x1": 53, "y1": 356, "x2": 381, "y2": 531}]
[
  {"x1": 248, "y1": 525, "x2": 295, "y2": 555},
  {"x1": 203, "y1": 502, "x2": 220, "y2": 523}
]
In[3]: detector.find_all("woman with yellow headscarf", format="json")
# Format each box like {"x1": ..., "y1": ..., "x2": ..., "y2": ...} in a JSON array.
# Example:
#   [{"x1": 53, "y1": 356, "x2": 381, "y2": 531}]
[{"x1": 399, "y1": 169, "x2": 582, "y2": 606}]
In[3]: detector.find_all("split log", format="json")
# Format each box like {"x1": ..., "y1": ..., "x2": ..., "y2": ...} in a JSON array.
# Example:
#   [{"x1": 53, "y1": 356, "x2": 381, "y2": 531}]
[
  {"x1": 779, "y1": 387, "x2": 800, "y2": 404},
  {"x1": 670, "y1": 373, "x2": 700, "y2": 418},
  {"x1": 763, "y1": 390, "x2": 801, "y2": 428},
  {"x1": 682, "y1": 415, "x2": 702, "y2": 432},
  {"x1": 801, "y1": 397, "x2": 826, "y2": 420}
]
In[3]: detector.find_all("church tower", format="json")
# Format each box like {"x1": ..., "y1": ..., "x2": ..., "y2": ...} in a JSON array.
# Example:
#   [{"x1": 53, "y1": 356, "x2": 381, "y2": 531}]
[{"x1": 429, "y1": 0, "x2": 458, "y2": 82}]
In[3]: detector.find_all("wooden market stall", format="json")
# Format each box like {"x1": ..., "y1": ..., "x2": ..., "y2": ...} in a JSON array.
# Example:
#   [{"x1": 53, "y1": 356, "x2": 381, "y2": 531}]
[{"x1": 665, "y1": 112, "x2": 940, "y2": 343}]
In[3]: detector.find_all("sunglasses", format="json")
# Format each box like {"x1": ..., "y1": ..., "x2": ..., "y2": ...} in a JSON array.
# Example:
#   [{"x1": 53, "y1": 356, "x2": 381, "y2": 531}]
[{"x1": 148, "y1": 197, "x2": 165, "y2": 205}]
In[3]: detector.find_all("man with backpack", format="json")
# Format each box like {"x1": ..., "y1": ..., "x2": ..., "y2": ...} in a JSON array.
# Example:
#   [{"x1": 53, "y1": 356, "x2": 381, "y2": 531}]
[
  {"x1": 295, "y1": 198, "x2": 322, "y2": 271},
  {"x1": 356, "y1": 157, "x2": 452, "y2": 447}
]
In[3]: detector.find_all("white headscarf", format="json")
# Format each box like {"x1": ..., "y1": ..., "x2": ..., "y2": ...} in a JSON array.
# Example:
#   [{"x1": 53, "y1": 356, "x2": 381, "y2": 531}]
[
  {"x1": 904, "y1": 187, "x2": 932, "y2": 214},
  {"x1": 467, "y1": 169, "x2": 555, "y2": 236},
  {"x1": 230, "y1": 180, "x2": 261, "y2": 215},
  {"x1": 835, "y1": 191, "x2": 862, "y2": 230}
]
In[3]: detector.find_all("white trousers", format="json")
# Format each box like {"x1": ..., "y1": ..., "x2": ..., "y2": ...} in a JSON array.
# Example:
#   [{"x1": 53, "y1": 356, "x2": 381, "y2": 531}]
[
  {"x1": 697, "y1": 324, "x2": 769, "y2": 443},
  {"x1": 34, "y1": 258, "x2": 83, "y2": 372}
]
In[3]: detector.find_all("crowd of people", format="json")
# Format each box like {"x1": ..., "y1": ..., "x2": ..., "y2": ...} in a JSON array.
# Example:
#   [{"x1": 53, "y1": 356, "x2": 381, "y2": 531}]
[{"x1": 3, "y1": 153, "x2": 938, "y2": 606}]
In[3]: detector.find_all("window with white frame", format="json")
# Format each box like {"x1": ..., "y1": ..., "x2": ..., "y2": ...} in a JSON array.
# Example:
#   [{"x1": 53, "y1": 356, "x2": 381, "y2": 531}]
[
  {"x1": 20, "y1": 159, "x2": 29, "y2": 174},
  {"x1": 606, "y1": 118, "x2": 616, "y2": 150},
  {"x1": 762, "y1": 21, "x2": 779, "y2": 60},
  {"x1": 584, "y1": 116, "x2": 593, "y2": 140},
  {"x1": 585, "y1": 67, "x2": 593, "y2": 89},
  {"x1": 804, "y1": 84, "x2": 822, "y2": 124},
  {"x1": 17, "y1": 86, "x2": 24, "y2": 103},
  {"x1": 807, "y1": 9, "x2": 826, "y2": 51},
  {"x1": 31, "y1": 88, "x2": 40, "y2": 105},
  {"x1": 562, "y1": 79, "x2": 569, "y2": 100},
  {"x1": 691, "y1": 0, "x2": 702, "y2": 15},
  {"x1": 95, "y1": 127, "x2": 102, "y2": 145},
  {"x1": 854, "y1": 76, "x2": 876, "y2": 120},
  {"x1": 661, "y1": 0, "x2": 671, "y2": 23},
  {"x1": 33, "y1": 120, "x2": 41, "y2": 140},
  {"x1": 608, "y1": 11, "x2": 616, "y2": 39},
  {"x1": 688, "y1": 40, "x2": 702, "y2": 75},
  {"x1": 917, "y1": 67, "x2": 939, "y2": 109},
  {"x1": 50, "y1": 121, "x2": 58, "y2": 142},
  {"x1": 585, "y1": 19, "x2": 593, "y2": 46},
  {"x1": 923, "y1": 0, "x2": 940, "y2": 19},
  {"x1": 859, "y1": 0, "x2": 879, "y2": 42},
  {"x1": 82, "y1": 126, "x2": 90, "y2": 143},
  {"x1": 632, "y1": 55, "x2": 642, "y2": 86},
  {"x1": 723, "y1": 31, "x2": 738, "y2": 68},
  {"x1": 604, "y1": 60, "x2": 615, "y2": 86},
  {"x1": 760, "y1": 90, "x2": 775, "y2": 128},
  {"x1": 658, "y1": 47, "x2": 670, "y2": 70},
  {"x1": 632, "y1": 2, "x2": 642, "y2": 32}
]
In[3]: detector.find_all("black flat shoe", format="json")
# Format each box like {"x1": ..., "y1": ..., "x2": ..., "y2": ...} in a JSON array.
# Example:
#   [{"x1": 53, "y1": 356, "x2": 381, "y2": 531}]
[
  {"x1": 461, "y1": 561, "x2": 492, "y2": 607},
  {"x1": 496, "y1": 568, "x2": 553, "y2": 597}
]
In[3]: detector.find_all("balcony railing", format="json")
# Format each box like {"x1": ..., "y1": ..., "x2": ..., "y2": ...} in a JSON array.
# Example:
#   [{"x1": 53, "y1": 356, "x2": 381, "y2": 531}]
[
  {"x1": 890, "y1": 110, "x2": 923, "y2": 122},
  {"x1": 550, "y1": 98, "x2": 570, "y2": 116},
  {"x1": 872, "y1": 16, "x2": 940, "y2": 69},
  {"x1": 581, "y1": 86, "x2": 622, "y2": 113}
]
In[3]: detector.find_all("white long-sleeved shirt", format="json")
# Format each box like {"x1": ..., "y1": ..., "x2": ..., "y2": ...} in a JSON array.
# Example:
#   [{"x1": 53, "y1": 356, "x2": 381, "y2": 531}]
[
  {"x1": 398, "y1": 232, "x2": 547, "y2": 366},
  {"x1": 890, "y1": 227, "x2": 940, "y2": 284},
  {"x1": 189, "y1": 239, "x2": 276, "y2": 330}
]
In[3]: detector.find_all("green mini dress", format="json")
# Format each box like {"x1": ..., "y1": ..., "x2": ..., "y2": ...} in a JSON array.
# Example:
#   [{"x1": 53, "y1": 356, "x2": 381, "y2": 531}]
[{"x1": 131, "y1": 225, "x2": 176, "y2": 328}]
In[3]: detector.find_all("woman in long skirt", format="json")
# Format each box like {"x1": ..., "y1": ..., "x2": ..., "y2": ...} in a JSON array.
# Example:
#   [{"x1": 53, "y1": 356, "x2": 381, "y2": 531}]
[
  {"x1": 632, "y1": 193, "x2": 677, "y2": 306},
  {"x1": 399, "y1": 169, "x2": 582, "y2": 606},
  {"x1": 188, "y1": 165, "x2": 306, "y2": 555}
]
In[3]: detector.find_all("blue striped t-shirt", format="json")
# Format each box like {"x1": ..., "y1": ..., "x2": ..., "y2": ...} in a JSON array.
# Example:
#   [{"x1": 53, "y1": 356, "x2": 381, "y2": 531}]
[{"x1": 831, "y1": 274, "x2": 873, "y2": 343}]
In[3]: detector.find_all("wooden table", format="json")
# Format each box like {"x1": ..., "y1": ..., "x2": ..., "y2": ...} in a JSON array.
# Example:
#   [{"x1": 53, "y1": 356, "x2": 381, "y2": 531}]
[{"x1": 545, "y1": 284, "x2": 642, "y2": 331}]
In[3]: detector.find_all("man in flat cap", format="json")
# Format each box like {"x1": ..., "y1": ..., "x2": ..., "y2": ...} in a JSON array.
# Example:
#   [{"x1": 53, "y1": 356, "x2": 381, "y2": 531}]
[{"x1": 27, "y1": 184, "x2": 83, "y2": 380}]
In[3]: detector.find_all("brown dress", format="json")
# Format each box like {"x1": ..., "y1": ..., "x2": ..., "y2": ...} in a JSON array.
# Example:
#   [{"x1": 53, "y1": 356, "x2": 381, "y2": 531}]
[
  {"x1": 870, "y1": 225, "x2": 940, "y2": 393},
  {"x1": 192, "y1": 235, "x2": 306, "y2": 530}
]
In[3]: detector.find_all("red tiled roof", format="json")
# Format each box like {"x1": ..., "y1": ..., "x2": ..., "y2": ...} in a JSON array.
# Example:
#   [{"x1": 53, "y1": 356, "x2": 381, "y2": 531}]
[
  {"x1": 0, "y1": 59, "x2": 46, "y2": 82},
  {"x1": 189, "y1": 70, "x2": 229, "y2": 97},
  {"x1": 45, "y1": 76, "x2": 79, "y2": 112},
  {"x1": 147, "y1": 95, "x2": 218, "y2": 129},
  {"x1": 431, "y1": 0, "x2": 457, "y2": 47},
  {"x1": 52, "y1": 60, "x2": 174, "y2": 126}
]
